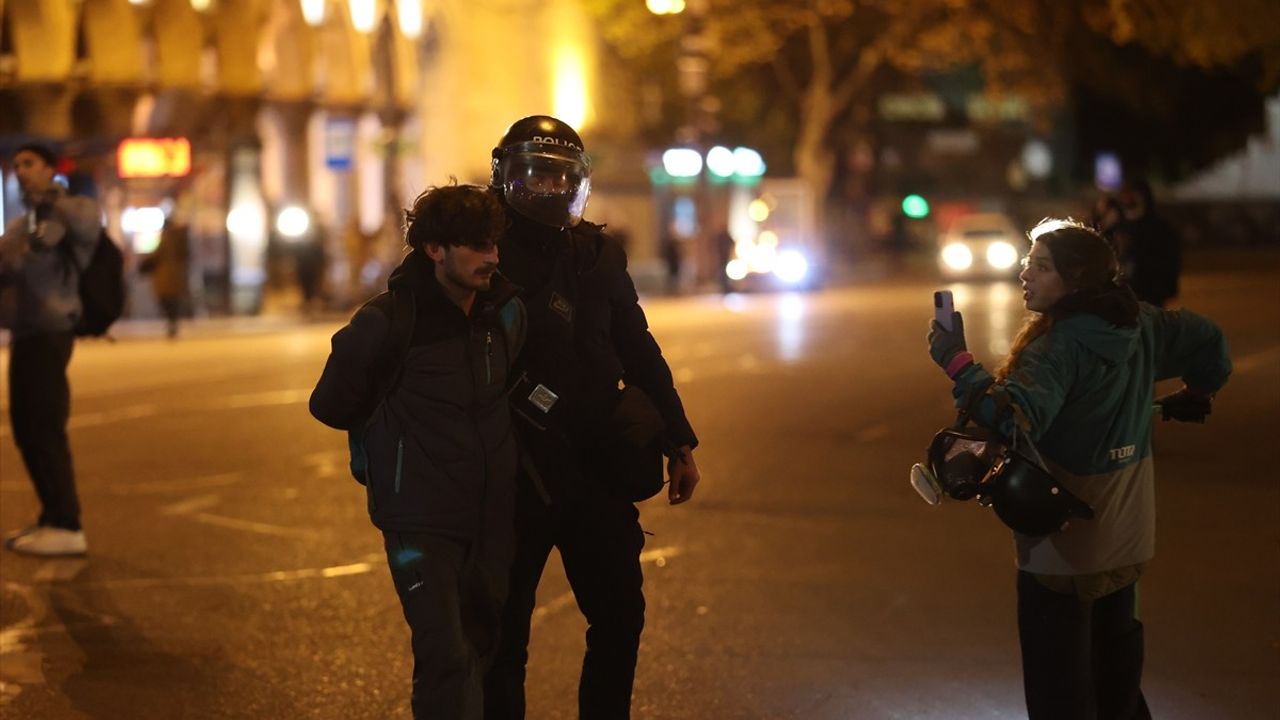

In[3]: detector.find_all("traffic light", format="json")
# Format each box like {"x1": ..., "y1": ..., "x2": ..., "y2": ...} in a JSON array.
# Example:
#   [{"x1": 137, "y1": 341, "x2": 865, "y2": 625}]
[{"x1": 902, "y1": 194, "x2": 930, "y2": 219}]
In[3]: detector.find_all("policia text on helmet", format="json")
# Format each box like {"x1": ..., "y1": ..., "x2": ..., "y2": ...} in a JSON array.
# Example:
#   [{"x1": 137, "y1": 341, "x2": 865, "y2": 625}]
[{"x1": 490, "y1": 115, "x2": 592, "y2": 230}]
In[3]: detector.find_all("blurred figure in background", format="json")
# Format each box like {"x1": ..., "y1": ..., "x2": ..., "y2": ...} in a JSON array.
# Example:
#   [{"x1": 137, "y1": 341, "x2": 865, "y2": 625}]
[
  {"x1": 712, "y1": 222, "x2": 735, "y2": 294},
  {"x1": 1116, "y1": 180, "x2": 1182, "y2": 307},
  {"x1": 140, "y1": 215, "x2": 190, "y2": 338},
  {"x1": 295, "y1": 220, "x2": 327, "y2": 315},
  {"x1": 660, "y1": 223, "x2": 683, "y2": 295}
]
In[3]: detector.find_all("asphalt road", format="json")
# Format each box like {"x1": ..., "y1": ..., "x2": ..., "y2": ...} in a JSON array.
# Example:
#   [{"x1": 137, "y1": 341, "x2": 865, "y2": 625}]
[{"x1": 2, "y1": 253, "x2": 1278, "y2": 719}]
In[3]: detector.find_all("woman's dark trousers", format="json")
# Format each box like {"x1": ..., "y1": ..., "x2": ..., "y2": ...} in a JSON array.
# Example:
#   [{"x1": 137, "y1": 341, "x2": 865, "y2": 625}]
[{"x1": 1017, "y1": 571, "x2": 1152, "y2": 720}]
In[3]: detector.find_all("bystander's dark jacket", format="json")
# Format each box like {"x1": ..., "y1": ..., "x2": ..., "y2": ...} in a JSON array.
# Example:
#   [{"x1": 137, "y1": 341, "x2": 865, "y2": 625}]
[
  {"x1": 1119, "y1": 190, "x2": 1182, "y2": 307},
  {"x1": 310, "y1": 250, "x2": 525, "y2": 544},
  {"x1": 0, "y1": 189, "x2": 100, "y2": 337},
  {"x1": 498, "y1": 211, "x2": 697, "y2": 499}
]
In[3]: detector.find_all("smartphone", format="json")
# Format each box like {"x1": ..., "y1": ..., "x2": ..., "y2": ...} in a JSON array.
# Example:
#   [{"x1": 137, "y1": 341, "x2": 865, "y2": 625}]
[{"x1": 933, "y1": 290, "x2": 954, "y2": 331}]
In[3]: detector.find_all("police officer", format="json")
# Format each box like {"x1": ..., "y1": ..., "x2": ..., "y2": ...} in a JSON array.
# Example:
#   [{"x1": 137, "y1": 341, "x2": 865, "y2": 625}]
[{"x1": 482, "y1": 116, "x2": 701, "y2": 719}]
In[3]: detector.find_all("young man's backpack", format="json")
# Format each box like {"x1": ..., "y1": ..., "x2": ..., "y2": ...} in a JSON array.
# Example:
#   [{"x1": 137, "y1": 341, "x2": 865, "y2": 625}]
[
  {"x1": 347, "y1": 285, "x2": 525, "y2": 484},
  {"x1": 64, "y1": 228, "x2": 126, "y2": 337}
]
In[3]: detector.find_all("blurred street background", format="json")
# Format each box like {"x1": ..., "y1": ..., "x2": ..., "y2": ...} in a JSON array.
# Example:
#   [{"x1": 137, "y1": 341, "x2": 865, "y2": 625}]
[
  {"x1": 2, "y1": 0, "x2": 1278, "y2": 718},
  {"x1": 2, "y1": 252, "x2": 1278, "y2": 719}
]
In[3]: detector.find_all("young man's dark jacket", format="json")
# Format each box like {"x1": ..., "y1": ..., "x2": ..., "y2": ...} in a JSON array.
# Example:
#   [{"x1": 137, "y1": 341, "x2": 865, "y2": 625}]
[
  {"x1": 498, "y1": 211, "x2": 697, "y2": 498},
  {"x1": 310, "y1": 250, "x2": 525, "y2": 542}
]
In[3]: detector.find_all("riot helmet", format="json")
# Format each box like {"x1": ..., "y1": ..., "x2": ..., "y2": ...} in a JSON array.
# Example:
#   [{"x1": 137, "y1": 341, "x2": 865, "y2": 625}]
[
  {"x1": 981, "y1": 447, "x2": 1094, "y2": 536},
  {"x1": 491, "y1": 115, "x2": 591, "y2": 229}
]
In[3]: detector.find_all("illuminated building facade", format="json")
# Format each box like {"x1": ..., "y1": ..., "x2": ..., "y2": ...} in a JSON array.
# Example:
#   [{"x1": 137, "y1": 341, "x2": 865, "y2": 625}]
[{"x1": 0, "y1": 0, "x2": 646, "y2": 315}]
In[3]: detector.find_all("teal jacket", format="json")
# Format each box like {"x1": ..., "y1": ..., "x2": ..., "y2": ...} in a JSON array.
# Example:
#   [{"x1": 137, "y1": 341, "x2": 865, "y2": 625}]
[{"x1": 953, "y1": 304, "x2": 1231, "y2": 574}]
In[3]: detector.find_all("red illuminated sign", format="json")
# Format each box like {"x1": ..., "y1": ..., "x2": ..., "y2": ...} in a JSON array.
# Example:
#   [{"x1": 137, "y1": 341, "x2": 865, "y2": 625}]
[{"x1": 117, "y1": 138, "x2": 192, "y2": 178}]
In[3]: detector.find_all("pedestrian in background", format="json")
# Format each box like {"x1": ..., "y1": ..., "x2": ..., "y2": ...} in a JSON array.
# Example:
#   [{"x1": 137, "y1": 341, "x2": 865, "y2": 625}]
[
  {"x1": 712, "y1": 222, "x2": 736, "y2": 294},
  {"x1": 310, "y1": 183, "x2": 526, "y2": 719},
  {"x1": 1117, "y1": 179, "x2": 1182, "y2": 307},
  {"x1": 0, "y1": 143, "x2": 100, "y2": 557},
  {"x1": 927, "y1": 218, "x2": 1231, "y2": 719},
  {"x1": 483, "y1": 115, "x2": 701, "y2": 720},
  {"x1": 140, "y1": 214, "x2": 190, "y2": 338}
]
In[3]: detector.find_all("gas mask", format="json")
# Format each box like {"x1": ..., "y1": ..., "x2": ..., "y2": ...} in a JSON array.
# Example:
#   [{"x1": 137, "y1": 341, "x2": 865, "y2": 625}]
[{"x1": 911, "y1": 424, "x2": 1094, "y2": 537}]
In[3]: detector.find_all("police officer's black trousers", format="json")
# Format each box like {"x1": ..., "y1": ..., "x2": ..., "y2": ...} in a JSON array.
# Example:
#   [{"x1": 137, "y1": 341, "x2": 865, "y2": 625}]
[
  {"x1": 1017, "y1": 571, "x2": 1152, "y2": 720},
  {"x1": 8, "y1": 331, "x2": 80, "y2": 531},
  {"x1": 384, "y1": 532, "x2": 509, "y2": 720},
  {"x1": 484, "y1": 475, "x2": 646, "y2": 720}
]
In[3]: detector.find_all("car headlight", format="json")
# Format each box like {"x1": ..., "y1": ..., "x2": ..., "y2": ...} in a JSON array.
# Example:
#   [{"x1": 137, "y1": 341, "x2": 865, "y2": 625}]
[
  {"x1": 941, "y1": 243, "x2": 973, "y2": 270},
  {"x1": 986, "y1": 241, "x2": 1018, "y2": 270},
  {"x1": 773, "y1": 250, "x2": 809, "y2": 285}
]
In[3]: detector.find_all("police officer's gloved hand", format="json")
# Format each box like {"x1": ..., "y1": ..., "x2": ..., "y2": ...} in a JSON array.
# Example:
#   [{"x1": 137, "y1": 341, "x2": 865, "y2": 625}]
[
  {"x1": 1156, "y1": 387, "x2": 1213, "y2": 423},
  {"x1": 928, "y1": 311, "x2": 972, "y2": 377}
]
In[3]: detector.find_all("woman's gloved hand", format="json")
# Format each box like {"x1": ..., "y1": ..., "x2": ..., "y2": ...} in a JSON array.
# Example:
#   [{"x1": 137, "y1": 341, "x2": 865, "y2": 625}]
[
  {"x1": 928, "y1": 311, "x2": 971, "y2": 376},
  {"x1": 1156, "y1": 387, "x2": 1213, "y2": 423}
]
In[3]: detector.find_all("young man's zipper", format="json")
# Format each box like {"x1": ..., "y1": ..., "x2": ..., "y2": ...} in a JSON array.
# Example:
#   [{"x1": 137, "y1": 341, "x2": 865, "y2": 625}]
[
  {"x1": 485, "y1": 330, "x2": 493, "y2": 385},
  {"x1": 394, "y1": 437, "x2": 404, "y2": 493}
]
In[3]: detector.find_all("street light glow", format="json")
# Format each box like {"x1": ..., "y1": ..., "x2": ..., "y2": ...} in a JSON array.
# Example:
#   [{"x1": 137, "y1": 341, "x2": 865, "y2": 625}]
[
  {"x1": 732, "y1": 147, "x2": 765, "y2": 178},
  {"x1": 662, "y1": 148, "x2": 703, "y2": 178},
  {"x1": 300, "y1": 0, "x2": 325, "y2": 26},
  {"x1": 748, "y1": 199, "x2": 770, "y2": 222},
  {"x1": 349, "y1": 0, "x2": 377, "y2": 33},
  {"x1": 725, "y1": 258, "x2": 748, "y2": 281},
  {"x1": 552, "y1": 45, "x2": 590, "y2": 131},
  {"x1": 122, "y1": 206, "x2": 167, "y2": 235},
  {"x1": 275, "y1": 205, "x2": 311, "y2": 240},
  {"x1": 646, "y1": 0, "x2": 686, "y2": 14},
  {"x1": 397, "y1": 0, "x2": 424, "y2": 38},
  {"x1": 902, "y1": 193, "x2": 930, "y2": 219},
  {"x1": 774, "y1": 250, "x2": 810, "y2": 285},
  {"x1": 706, "y1": 146, "x2": 735, "y2": 178}
]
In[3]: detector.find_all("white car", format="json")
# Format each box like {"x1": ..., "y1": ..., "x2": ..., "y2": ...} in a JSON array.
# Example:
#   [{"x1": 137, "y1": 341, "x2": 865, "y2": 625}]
[{"x1": 937, "y1": 213, "x2": 1026, "y2": 279}]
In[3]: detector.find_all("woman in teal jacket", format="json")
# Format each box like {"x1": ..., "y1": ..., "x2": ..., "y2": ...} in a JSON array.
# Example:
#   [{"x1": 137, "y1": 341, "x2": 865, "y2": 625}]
[{"x1": 927, "y1": 218, "x2": 1231, "y2": 720}]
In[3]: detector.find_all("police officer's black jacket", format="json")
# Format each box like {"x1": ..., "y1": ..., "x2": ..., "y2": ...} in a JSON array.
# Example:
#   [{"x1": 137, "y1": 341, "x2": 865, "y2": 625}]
[
  {"x1": 310, "y1": 250, "x2": 524, "y2": 542},
  {"x1": 498, "y1": 211, "x2": 697, "y2": 493}
]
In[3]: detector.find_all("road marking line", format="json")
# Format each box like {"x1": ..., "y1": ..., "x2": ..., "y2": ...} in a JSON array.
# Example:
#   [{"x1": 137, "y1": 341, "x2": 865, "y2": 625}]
[
  {"x1": 1, "y1": 553, "x2": 387, "y2": 592},
  {"x1": 111, "y1": 472, "x2": 244, "y2": 495},
  {"x1": 2, "y1": 473, "x2": 244, "y2": 495},
  {"x1": 159, "y1": 493, "x2": 222, "y2": 515},
  {"x1": 856, "y1": 424, "x2": 891, "y2": 442},
  {"x1": 187, "y1": 512, "x2": 323, "y2": 540},
  {"x1": 0, "y1": 388, "x2": 313, "y2": 438},
  {"x1": 214, "y1": 388, "x2": 312, "y2": 409}
]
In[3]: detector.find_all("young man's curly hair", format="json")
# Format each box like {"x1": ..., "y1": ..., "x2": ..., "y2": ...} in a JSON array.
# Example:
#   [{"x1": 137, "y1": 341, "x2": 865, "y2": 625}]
[{"x1": 404, "y1": 180, "x2": 507, "y2": 253}]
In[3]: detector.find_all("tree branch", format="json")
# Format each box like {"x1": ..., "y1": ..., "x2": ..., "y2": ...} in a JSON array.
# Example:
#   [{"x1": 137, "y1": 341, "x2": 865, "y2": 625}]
[{"x1": 771, "y1": 54, "x2": 802, "y2": 100}]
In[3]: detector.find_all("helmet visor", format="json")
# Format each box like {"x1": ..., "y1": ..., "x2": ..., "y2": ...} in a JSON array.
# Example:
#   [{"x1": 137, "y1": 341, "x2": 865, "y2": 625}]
[{"x1": 498, "y1": 144, "x2": 591, "y2": 228}]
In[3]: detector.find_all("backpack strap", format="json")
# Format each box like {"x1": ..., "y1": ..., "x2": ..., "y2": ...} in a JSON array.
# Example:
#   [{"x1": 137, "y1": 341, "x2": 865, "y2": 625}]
[{"x1": 368, "y1": 286, "x2": 417, "y2": 411}]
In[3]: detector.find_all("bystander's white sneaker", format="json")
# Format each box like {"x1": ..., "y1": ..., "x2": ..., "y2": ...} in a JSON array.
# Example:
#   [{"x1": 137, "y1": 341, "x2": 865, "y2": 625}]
[{"x1": 5, "y1": 527, "x2": 87, "y2": 556}]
